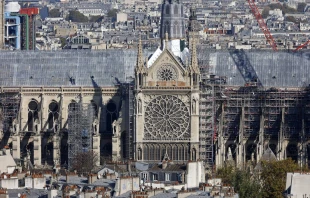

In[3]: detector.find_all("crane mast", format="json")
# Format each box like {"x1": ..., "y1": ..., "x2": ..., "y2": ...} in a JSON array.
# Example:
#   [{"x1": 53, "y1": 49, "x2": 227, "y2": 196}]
[{"x1": 247, "y1": 0, "x2": 278, "y2": 51}]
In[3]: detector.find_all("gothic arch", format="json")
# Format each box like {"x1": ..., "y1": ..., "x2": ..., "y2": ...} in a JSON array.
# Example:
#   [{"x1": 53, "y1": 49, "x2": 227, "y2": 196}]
[
  {"x1": 106, "y1": 101, "x2": 117, "y2": 133},
  {"x1": 174, "y1": 5, "x2": 178, "y2": 15},
  {"x1": 27, "y1": 99, "x2": 39, "y2": 132},
  {"x1": 166, "y1": 5, "x2": 170, "y2": 15},
  {"x1": 179, "y1": 145, "x2": 184, "y2": 161},
  {"x1": 173, "y1": 145, "x2": 178, "y2": 161},
  {"x1": 48, "y1": 100, "x2": 59, "y2": 132},
  {"x1": 143, "y1": 144, "x2": 149, "y2": 161},
  {"x1": 246, "y1": 144, "x2": 257, "y2": 161},
  {"x1": 91, "y1": 100, "x2": 98, "y2": 118},
  {"x1": 287, "y1": 144, "x2": 298, "y2": 162},
  {"x1": 175, "y1": 21, "x2": 179, "y2": 37},
  {"x1": 154, "y1": 144, "x2": 160, "y2": 161},
  {"x1": 138, "y1": 147, "x2": 142, "y2": 160}
]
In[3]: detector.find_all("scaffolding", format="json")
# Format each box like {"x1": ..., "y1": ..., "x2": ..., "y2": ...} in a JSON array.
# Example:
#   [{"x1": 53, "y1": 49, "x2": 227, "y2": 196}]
[
  {"x1": 128, "y1": 83, "x2": 134, "y2": 159},
  {"x1": 67, "y1": 103, "x2": 94, "y2": 169},
  {"x1": 0, "y1": 93, "x2": 20, "y2": 131},
  {"x1": 0, "y1": 93, "x2": 20, "y2": 148},
  {"x1": 200, "y1": 75, "x2": 226, "y2": 168}
]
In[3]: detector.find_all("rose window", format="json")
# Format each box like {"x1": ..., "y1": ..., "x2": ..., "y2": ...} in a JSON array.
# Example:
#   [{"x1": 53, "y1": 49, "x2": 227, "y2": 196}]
[
  {"x1": 157, "y1": 64, "x2": 177, "y2": 81},
  {"x1": 144, "y1": 95, "x2": 190, "y2": 140}
]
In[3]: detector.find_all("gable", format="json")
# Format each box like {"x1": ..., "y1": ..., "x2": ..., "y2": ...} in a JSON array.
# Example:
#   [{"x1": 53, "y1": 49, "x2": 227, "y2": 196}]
[{"x1": 147, "y1": 49, "x2": 187, "y2": 85}]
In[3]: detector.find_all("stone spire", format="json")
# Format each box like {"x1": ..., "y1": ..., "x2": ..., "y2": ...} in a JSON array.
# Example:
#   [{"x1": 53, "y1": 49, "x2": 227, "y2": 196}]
[
  {"x1": 191, "y1": 37, "x2": 199, "y2": 74},
  {"x1": 135, "y1": 34, "x2": 146, "y2": 73}
]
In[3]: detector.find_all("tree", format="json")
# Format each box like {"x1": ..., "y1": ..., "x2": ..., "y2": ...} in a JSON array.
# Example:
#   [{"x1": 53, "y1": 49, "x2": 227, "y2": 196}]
[
  {"x1": 297, "y1": 2, "x2": 307, "y2": 13},
  {"x1": 66, "y1": 10, "x2": 88, "y2": 22},
  {"x1": 71, "y1": 150, "x2": 99, "y2": 174},
  {"x1": 231, "y1": 170, "x2": 262, "y2": 198},
  {"x1": 59, "y1": 37, "x2": 67, "y2": 48},
  {"x1": 107, "y1": 9, "x2": 118, "y2": 18},
  {"x1": 262, "y1": 7, "x2": 270, "y2": 18},
  {"x1": 260, "y1": 158, "x2": 298, "y2": 198},
  {"x1": 282, "y1": 3, "x2": 297, "y2": 15},
  {"x1": 286, "y1": 16, "x2": 297, "y2": 23},
  {"x1": 89, "y1": 15, "x2": 104, "y2": 22},
  {"x1": 217, "y1": 165, "x2": 262, "y2": 198},
  {"x1": 49, "y1": 9, "x2": 61, "y2": 18}
]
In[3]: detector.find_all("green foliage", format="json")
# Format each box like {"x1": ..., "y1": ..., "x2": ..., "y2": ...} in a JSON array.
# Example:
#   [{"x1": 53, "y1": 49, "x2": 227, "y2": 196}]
[
  {"x1": 59, "y1": 37, "x2": 67, "y2": 48},
  {"x1": 232, "y1": 170, "x2": 262, "y2": 198},
  {"x1": 297, "y1": 2, "x2": 307, "y2": 12},
  {"x1": 49, "y1": 8, "x2": 61, "y2": 18},
  {"x1": 107, "y1": 9, "x2": 118, "y2": 18},
  {"x1": 89, "y1": 15, "x2": 104, "y2": 22},
  {"x1": 216, "y1": 159, "x2": 299, "y2": 198},
  {"x1": 286, "y1": 16, "x2": 297, "y2": 23},
  {"x1": 66, "y1": 10, "x2": 88, "y2": 22},
  {"x1": 262, "y1": 7, "x2": 270, "y2": 18},
  {"x1": 217, "y1": 165, "x2": 261, "y2": 198},
  {"x1": 260, "y1": 158, "x2": 299, "y2": 198},
  {"x1": 282, "y1": 4, "x2": 297, "y2": 14},
  {"x1": 216, "y1": 164, "x2": 234, "y2": 184}
]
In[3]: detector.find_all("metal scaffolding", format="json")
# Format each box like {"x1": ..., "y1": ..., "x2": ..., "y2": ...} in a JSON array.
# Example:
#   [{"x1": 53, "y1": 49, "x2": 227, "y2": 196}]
[
  {"x1": 200, "y1": 75, "x2": 226, "y2": 168},
  {"x1": 67, "y1": 103, "x2": 94, "y2": 169},
  {"x1": 0, "y1": 93, "x2": 20, "y2": 132}
]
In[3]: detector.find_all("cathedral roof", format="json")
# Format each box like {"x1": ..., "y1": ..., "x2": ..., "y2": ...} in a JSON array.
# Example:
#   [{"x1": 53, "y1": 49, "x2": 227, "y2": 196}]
[{"x1": 0, "y1": 49, "x2": 309, "y2": 87}]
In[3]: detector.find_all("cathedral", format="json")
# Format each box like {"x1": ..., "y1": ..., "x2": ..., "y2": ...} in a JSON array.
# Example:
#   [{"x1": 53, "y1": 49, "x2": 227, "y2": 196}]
[{"x1": 0, "y1": 0, "x2": 310, "y2": 170}]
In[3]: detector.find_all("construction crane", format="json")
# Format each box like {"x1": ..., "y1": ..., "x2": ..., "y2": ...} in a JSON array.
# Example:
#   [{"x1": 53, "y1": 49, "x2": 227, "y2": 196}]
[
  {"x1": 247, "y1": 0, "x2": 278, "y2": 51},
  {"x1": 294, "y1": 40, "x2": 310, "y2": 52}
]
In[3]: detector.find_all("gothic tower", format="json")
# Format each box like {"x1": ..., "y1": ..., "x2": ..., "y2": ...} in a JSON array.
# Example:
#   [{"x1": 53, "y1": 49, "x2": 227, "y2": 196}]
[
  {"x1": 133, "y1": 0, "x2": 200, "y2": 162},
  {"x1": 188, "y1": 6, "x2": 201, "y2": 51},
  {"x1": 160, "y1": 0, "x2": 185, "y2": 58}
]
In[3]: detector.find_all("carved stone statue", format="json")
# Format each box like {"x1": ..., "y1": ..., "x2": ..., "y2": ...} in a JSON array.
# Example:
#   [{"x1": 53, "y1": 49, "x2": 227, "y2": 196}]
[
  {"x1": 192, "y1": 99, "x2": 196, "y2": 114},
  {"x1": 34, "y1": 118, "x2": 40, "y2": 134},
  {"x1": 12, "y1": 118, "x2": 19, "y2": 134},
  {"x1": 53, "y1": 119, "x2": 59, "y2": 133},
  {"x1": 92, "y1": 118, "x2": 99, "y2": 135},
  {"x1": 138, "y1": 99, "x2": 142, "y2": 114}
]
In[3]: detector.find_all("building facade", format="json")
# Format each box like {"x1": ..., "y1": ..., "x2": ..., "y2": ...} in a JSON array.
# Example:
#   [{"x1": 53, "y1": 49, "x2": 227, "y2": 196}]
[{"x1": 0, "y1": 0, "x2": 309, "y2": 171}]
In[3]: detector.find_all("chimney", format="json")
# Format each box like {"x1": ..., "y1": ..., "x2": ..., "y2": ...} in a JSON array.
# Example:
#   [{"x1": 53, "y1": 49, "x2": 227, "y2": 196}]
[
  {"x1": 128, "y1": 160, "x2": 132, "y2": 175},
  {"x1": 88, "y1": 173, "x2": 98, "y2": 184},
  {"x1": 162, "y1": 161, "x2": 167, "y2": 170}
]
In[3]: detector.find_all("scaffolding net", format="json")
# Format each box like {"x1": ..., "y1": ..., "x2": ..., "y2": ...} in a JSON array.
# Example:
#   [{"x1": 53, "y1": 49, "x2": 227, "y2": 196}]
[{"x1": 67, "y1": 103, "x2": 94, "y2": 169}]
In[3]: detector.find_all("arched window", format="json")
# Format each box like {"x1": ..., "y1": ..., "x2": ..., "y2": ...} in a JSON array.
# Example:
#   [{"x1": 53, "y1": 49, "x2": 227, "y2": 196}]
[
  {"x1": 175, "y1": 22, "x2": 179, "y2": 37},
  {"x1": 143, "y1": 145, "x2": 148, "y2": 161},
  {"x1": 28, "y1": 100, "x2": 39, "y2": 132},
  {"x1": 106, "y1": 101, "x2": 117, "y2": 133},
  {"x1": 48, "y1": 101, "x2": 59, "y2": 131},
  {"x1": 174, "y1": 5, "x2": 178, "y2": 15},
  {"x1": 138, "y1": 148, "x2": 142, "y2": 160},
  {"x1": 149, "y1": 144, "x2": 154, "y2": 160},
  {"x1": 173, "y1": 145, "x2": 178, "y2": 161},
  {"x1": 155, "y1": 145, "x2": 160, "y2": 161},
  {"x1": 179, "y1": 146, "x2": 184, "y2": 161},
  {"x1": 166, "y1": 5, "x2": 170, "y2": 15},
  {"x1": 185, "y1": 144, "x2": 190, "y2": 160},
  {"x1": 168, "y1": 145, "x2": 172, "y2": 160},
  {"x1": 91, "y1": 101, "x2": 98, "y2": 119}
]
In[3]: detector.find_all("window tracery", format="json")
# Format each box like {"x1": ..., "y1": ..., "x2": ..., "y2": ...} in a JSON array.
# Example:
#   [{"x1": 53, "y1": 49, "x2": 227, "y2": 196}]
[
  {"x1": 144, "y1": 95, "x2": 190, "y2": 140},
  {"x1": 106, "y1": 101, "x2": 117, "y2": 133},
  {"x1": 157, "y1": 64, "x2": 178, "y2": 81},
  {"x1": 28, "y1": 100, "x2": 39, "y2": 132},
  {"x1": 48, "y1": 101, "x2": 59, "y2": 132}
]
